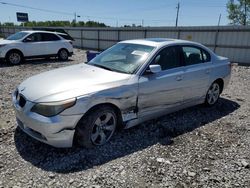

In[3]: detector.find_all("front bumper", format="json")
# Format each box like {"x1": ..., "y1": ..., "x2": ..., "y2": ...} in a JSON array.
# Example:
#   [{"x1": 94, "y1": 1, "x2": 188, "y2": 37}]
[{"x1": 12, "y1": 93, "x2": 83, "y2": 148}]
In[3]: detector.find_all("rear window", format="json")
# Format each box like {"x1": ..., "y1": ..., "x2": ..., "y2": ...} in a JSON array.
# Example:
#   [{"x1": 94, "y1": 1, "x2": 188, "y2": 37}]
[
  {"x1": 58, "y1": 34, "x2": 74, "y2": 41},
  {"x1": 182, "y1": 46, "x2": 211, "y2": 66},
  {"x1": 42, "y1": 33, "x2": 60, "y2": 41},
  {"x1": 202, "y1": 49, "x2": 211, "y2": 62}
]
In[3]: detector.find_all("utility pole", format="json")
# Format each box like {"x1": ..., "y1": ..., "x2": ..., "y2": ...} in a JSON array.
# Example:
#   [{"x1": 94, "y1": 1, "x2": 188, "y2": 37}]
[
  {"x1": 175, "y1": 2, "x2": 180, "y2": 27},
  {"x1": 73, "y1": 12, "x2": 80, "y2": 26},
  {"x1": 142, "y1": 19, "x2": 144, "y2": 27},
  {"x1": 217, "y1": 14, "x2": 221, "y2": 26}
]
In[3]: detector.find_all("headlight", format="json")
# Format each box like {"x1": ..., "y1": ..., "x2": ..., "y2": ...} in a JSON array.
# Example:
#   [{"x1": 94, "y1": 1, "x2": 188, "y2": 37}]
[{"x1": 31, "y1": 98, "x2": 76, "y2": 117}]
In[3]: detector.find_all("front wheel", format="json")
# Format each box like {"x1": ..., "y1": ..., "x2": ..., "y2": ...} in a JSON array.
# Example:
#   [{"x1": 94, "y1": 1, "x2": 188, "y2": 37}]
[
  {"x1": 75, "y1": 106, "x2": 117, "y2": 148},
  {"x1": 205, "y1": 82, "x2": 221, "y2": 106},
  {"x1": 58, "y1": 49, "x2": 69, "y2": 61},
  {"x1": 6, "y1": 51, "x2": 23, "y2": 65}
]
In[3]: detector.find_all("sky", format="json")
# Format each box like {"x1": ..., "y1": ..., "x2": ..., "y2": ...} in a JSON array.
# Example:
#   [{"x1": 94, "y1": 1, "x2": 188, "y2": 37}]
[{"x1": 0, "y1": 0, "x2": 230, "y2": 27}]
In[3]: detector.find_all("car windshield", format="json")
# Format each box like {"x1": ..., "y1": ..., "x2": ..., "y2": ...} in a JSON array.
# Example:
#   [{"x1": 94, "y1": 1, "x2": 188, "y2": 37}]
[
  {"x1": 6, "y1": 32, "x2": 29, "y2": 40},
  {"x1": 88, "y1": 43, "x2": 155, "y2": 74}
]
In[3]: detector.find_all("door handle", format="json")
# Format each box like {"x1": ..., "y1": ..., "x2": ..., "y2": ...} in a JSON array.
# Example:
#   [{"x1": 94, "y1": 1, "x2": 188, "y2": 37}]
[{"x1": 176, "y1": 75, "x2": 183, "y2": 81}]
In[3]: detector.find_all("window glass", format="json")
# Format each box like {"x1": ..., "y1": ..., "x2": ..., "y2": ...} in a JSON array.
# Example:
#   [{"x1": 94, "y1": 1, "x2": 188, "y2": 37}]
[
  {"x1": 202, "y1": 49, "x2": 211, "y2": 62},
  {"x1": 153, "y1": 46, "x2": 181, "y2": 70},
  {"x1": 7, "y1": 32, "x2": 29, "y2": 40},
  {"x1": 42, "y1": 33, "x2": 60, "y2": 41},
  {"x1": 89, "y1": 43, "x2": 154, "y2": 74},
  {"x1": 26, "y1": 33, "x2": 42, "y2": 42},
  {"x1": 182, "y1": 46, "x2": 203, "y2": 65},
  {"x1": 58, "y1": 34, "x2": 74, "y2": 41}
]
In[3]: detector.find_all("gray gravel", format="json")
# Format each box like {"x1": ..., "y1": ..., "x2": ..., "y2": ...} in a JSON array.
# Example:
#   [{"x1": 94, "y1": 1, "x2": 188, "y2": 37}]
[{"x1": 0, "y1": 49, "x2": 250, "y2": 187}]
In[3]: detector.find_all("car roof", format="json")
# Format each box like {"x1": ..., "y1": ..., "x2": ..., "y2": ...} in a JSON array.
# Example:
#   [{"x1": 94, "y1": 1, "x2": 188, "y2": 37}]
[
  {"x1": 119, "y1": 38, "x2": 202, "y2": 48},
  {"x1": 21, "y1": 30, "x2": 64, "y2": 35}
]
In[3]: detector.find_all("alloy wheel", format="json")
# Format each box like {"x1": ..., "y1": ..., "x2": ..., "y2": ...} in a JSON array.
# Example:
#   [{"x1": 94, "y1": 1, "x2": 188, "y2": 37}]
[
  {"x1": 9, "y1": 53, "x2": 21, "y2": 64},
  {"x1": 91, "y1": 112, "x2": 116, "y2": 145},
  {"x1": 207, "y1": 82, "x2": 220, "y2": 105},
  {"x1": 59, "y1": 50, "x2": 68, "y2": 60}
]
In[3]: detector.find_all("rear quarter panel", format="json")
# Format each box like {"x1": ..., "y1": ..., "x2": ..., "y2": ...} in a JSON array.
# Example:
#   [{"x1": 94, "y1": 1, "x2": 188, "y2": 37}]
[{"x1": 209, "y1": 56, "x2": 231, "y2": 89}]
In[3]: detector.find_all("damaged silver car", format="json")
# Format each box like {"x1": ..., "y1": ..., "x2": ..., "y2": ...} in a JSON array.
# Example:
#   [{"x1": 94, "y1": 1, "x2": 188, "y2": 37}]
[{"x1": 12, "y1": 38, "x2": 231, "y2": 148}]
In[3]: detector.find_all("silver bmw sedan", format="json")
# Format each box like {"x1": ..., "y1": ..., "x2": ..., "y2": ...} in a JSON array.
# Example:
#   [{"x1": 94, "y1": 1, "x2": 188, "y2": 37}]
[{"x1": 12, "y1": 38, "x2": 231, "y2": 148}]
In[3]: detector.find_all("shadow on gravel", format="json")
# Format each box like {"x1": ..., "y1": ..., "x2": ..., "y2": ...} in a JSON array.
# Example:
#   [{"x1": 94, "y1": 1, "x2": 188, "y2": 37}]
[
  {"x1": 14, "y1": 98, "x2": 240, "y2": 173},
  {"x1": 0, "y1": 58, "x2": 73, "y2": 67}
]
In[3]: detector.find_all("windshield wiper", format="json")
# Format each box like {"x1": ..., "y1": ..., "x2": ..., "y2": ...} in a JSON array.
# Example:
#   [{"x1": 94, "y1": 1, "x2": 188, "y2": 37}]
[
  {"x1": 91, "y1": 64, "x2": 113, "y2": 71},
  {"x1": 90, "y1": 63, "x2": 129, "y2": 74}
]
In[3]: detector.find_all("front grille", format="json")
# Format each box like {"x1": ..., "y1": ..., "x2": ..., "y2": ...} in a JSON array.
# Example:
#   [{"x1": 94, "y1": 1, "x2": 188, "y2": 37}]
[
  {"x1": 19, "y1": 95, "x2": 26, "y2": 107},
  {"x1": 15, "y1": 90, "x2": 19, "y2": 99},
  {"x1": 16, "y1": 90, "x2": 26, "y2": 108}
]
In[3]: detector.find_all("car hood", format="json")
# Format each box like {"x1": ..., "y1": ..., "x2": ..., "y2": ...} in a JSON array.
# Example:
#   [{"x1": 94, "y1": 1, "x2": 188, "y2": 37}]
[
  {"x1": 0, "y1": 39, "x2": 17, "y2": 45},
  {"x1": 18, "y1": 63, "x2": 132, "y2": 102}
]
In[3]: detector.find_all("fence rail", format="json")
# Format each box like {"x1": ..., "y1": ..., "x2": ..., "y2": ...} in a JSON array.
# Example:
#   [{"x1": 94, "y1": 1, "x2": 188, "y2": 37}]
[{"x1": 0, "y1": 26, "x2": 250, "y2": 64}]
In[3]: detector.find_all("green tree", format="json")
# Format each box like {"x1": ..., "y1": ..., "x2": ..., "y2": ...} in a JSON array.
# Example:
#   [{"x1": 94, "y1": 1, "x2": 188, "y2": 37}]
[
  {"x1": 23, "y1": 20, "x2": 107, "y2": 27},
  {"x1": 227, "y1": 0, "x2": 250, "y2": 25},
  {"x1": 2, "y1": 22, "x2": 15, "y2": 26}
]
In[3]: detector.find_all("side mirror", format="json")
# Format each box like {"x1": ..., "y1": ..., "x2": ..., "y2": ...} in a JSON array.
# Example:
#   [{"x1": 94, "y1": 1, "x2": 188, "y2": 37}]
[
  {"x1": 146, "y1": 64, "x2": 162, "y2": 74},
  {"x1": 24, "y1": 37, "x2": 32, "y2": 42}
]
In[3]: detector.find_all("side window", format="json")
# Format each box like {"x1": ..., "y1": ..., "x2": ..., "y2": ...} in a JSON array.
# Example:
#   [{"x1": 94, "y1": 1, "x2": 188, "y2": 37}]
[
  {"x1": 42, "y1": 33, "x2": 60, "y2": 41},
  {"x1": 182, "y1": 46, "x2": 203, "y2": 66},
  {"x1": 153, "y1": 46, "x2": 181, "y2": 71},
  {"x1": 202, "y1": 49, "x2": 211, "y2": 62},
  {"x1": 26, "y1": 33, "x2": 42, "y2": 42}
]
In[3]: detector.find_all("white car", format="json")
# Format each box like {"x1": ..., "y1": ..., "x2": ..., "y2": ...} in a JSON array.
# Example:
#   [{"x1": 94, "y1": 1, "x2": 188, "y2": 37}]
[{"x1": 0, "y1": 30, "x2": 73, "y2": 64}]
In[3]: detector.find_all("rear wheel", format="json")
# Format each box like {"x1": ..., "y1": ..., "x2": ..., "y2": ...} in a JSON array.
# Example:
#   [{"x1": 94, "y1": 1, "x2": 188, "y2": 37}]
[
  {"x1": 6, "y1": 51, "x2": 23, "y2": 65},
  {"x1": 58, "y1": 49, "x2": 69, "y2": 61},
  {"x1": 75, "y1": 106, "x2": 117, "y2": 148},
  {"x1": 205, "y1": 82, "x2": 221, "y2": 106}
]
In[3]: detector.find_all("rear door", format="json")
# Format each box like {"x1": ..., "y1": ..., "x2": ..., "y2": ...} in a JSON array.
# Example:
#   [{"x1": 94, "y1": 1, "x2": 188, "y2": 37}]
[
  {"x1": 41, "y1": 33, "x2": 61, "y2": 55},
  {"x1": 138, "y1": 45, "x2": 185, "y2": 118},
  {"x1": 181, "y1": 45, "x2": 212, "y2": 104}
]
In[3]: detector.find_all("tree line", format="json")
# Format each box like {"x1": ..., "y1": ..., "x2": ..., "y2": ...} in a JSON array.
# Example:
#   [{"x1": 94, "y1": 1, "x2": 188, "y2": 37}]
[{"x1": 0, "y1": 20, "x2": 108, "y2": 27}]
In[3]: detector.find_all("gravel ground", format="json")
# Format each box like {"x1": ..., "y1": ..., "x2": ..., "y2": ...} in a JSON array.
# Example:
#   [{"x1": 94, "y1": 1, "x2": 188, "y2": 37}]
[{"x1": 0, "y1": 49, "x2": 250, "y2": 187}]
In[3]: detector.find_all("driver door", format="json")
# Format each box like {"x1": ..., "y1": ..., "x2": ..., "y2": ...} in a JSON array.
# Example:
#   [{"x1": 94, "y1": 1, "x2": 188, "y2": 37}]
[{"x1": 137, "y1": 46, "x2": 185, "y2": 119}]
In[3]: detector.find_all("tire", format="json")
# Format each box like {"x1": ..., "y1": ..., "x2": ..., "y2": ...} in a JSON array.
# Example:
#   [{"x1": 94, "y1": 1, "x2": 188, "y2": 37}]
[
  {"x1": 204, "y1": 81, "x2": 221, "y2": 106},
  {"x1": 75, "y1": 106, "x2": 117, "y2": 148},
  {"x1": 58, "y1": 49, "x2": 69, "y2": 61},
  {"x1": 6, "y1": 51, "x2": 23, "y2": 65}
]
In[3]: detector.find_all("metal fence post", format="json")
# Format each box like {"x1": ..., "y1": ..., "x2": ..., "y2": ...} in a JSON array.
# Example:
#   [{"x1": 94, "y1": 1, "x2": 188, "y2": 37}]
[
  {"x1": 144, "y1": 29, "x2": 147, "y2": 38},
  {"x1": 81, "y1": 29, "x2": 83, "y2": 49},
  {"x1": 97, "y1": 30, "x2": 100, "y2": 51},
  {"x1": 117, "y1": 29, "x2": 120, "y2": 42},
  {"x1": 177, "y1": 28, "x2": 180, "y2": 39}
]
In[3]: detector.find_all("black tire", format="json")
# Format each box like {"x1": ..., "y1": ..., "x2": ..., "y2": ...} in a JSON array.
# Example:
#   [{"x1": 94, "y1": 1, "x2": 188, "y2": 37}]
[
  {"x1": 204, "y1": 81, "x2": 221, "y2": 106},
  {"x1": 6, "y1": 50, "x2": 23, "y2": 65},
  {"x1": 58, "y1": 49, "x2": 69, "y2": 61},
  {"x1": 75, "y1": 106, "x2": 117, "y2": 148}
]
